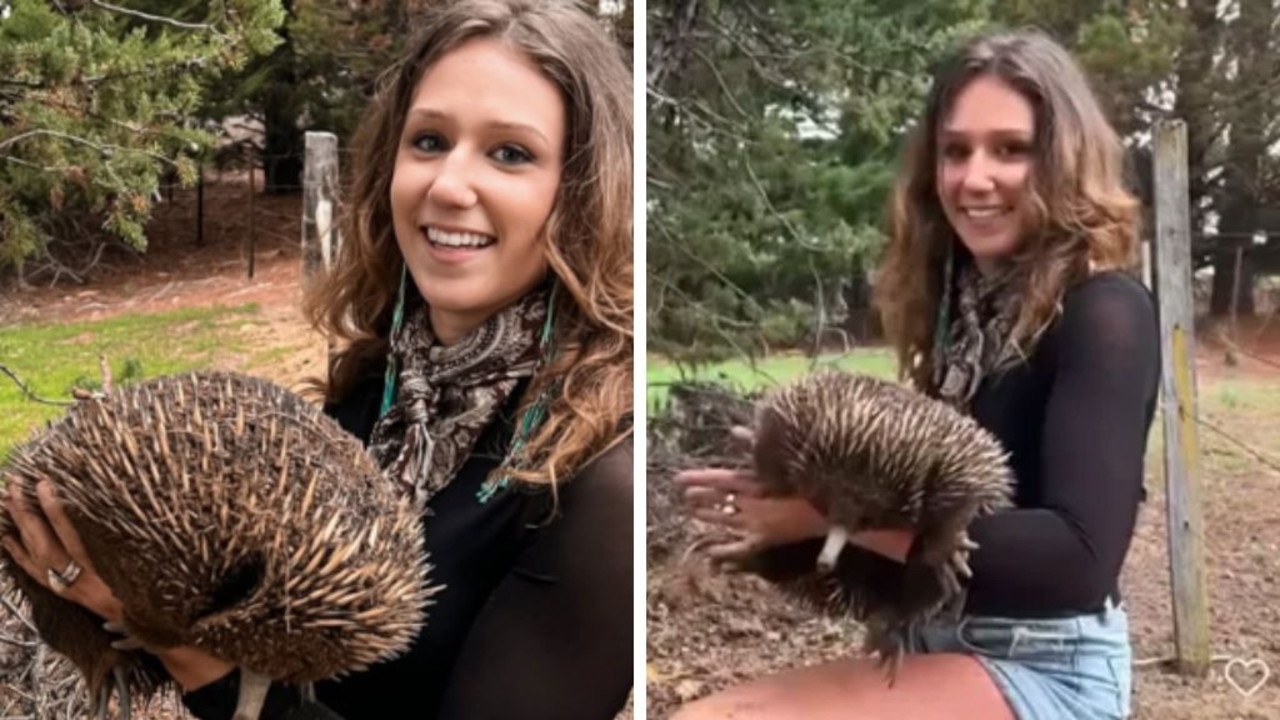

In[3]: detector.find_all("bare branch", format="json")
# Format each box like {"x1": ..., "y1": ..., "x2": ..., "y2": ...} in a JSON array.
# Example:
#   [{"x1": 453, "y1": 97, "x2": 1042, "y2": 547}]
[
  {"x1": 741, "y1": 154, "x2": 822, "y2": 251},
  {"x1": 652, "y1": 217, "x2": 755, "y2": 307},
  {"x1": 0, "y1": 129, "x2": 178, "y2": 167},
  {"x1": 692, "y1": 48, "x2": 750, "y2": 120},
  {"x1": 89, "y1": 0, "x2": 227, "y2": 35},
  {"x1": 0, "y1": 365, "x2": 75, "y2": 408}
]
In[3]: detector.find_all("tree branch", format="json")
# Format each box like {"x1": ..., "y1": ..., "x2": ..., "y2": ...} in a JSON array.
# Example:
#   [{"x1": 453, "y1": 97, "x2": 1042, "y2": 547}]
[
  {"x1": 0, "y1": 129, "x2": 178, "y2": 167},
  {"x1": 89, "y1": 0, "x2": 227, "y2": 35},
  {"x1": 0, "y1": 365, "x2": 74, "y2": 407}
]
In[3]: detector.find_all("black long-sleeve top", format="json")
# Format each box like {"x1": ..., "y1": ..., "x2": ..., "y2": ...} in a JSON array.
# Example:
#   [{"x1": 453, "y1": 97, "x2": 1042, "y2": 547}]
[
  {"x1": 755, "y1": 270, "x2": 1161, "y2": 618},
  {"x1": 180, "y1": 373, "x2": 634, "y2": 720}
]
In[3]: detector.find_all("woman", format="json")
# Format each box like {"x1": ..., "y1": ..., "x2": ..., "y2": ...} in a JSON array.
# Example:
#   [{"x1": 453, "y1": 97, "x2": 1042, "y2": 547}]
[
  {"x1": 675, "y1": 29, "x2": 1159, "y2": 720},
  {"x1": 1, "y1": 1, "x2": 634, "y2": 718}
]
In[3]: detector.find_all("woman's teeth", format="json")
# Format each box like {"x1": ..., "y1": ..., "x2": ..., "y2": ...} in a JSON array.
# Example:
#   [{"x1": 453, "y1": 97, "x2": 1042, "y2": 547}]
[
  {"x1": 426, "y1": 228, "x2": 496, "y2": 248},
  {"x1": 964, "y1": 207, "x2": 1006, "y2": 219}
]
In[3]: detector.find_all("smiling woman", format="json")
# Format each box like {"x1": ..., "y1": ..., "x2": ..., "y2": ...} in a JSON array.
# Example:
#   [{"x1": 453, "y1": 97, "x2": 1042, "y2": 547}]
[
  {"x1": 0, "y1": 2, "x2": 634, "y2": 720},
  {"x1": 673, "y1": 29, "x2": 1158, "y2": 720},
  {"x1": 390, "y1": 37, "x2": 564, "y2": 344}
]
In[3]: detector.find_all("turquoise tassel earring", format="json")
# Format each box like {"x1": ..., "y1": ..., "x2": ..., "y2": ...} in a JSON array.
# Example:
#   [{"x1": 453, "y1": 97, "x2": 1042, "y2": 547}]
[
  {"x1": 933, "y1": 240, "x2": 956, "y2": 356},
  {"x1": 379, "y1": 263, "x2": 409, "y2": 420},
  {"x1": 477, "y1": 282, "x2": 559, "y2": 504}
]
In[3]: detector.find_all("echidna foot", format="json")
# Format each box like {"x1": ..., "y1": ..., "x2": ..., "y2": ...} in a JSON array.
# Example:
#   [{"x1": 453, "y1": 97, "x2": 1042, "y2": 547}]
[
  {"x1": 867, "y1": 626, "x2": 907, "y2": 688},
  {"x1": 939, "y1": 562, "x2": 964, "y2": 598},
  {"x1": 875, "y1": 638, "x2": 905, "y2": 688},
  {"x1": 951, "y1": 531, "x2": 979, "y2": 579}
]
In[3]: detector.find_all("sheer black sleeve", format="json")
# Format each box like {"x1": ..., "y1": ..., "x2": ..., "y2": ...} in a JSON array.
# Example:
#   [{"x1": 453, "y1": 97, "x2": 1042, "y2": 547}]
[
  {"x1": 435, "y1": 436, "x2": 635, "y2": 720},
  {"x1": 960, "y1": 273, "x2": 1160, "y2": 614}
]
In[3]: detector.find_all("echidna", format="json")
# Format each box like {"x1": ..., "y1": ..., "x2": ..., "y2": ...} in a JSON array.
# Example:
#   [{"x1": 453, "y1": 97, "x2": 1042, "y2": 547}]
[
  {"x1": 0, "y1": 371, "x2": 436, "y2": 720},
  {"x1": 749, "y1": 369, "x2": 1014, "y2": 683}
]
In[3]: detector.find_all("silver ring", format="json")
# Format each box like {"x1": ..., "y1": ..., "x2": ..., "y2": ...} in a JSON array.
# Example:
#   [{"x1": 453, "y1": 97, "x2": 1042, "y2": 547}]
[
  {"x1": 47, "y1": 559, "x2": 82, "y2": 593},
  {"x1": 721, "y1": 492, "x2": 739, "y2": 515}
]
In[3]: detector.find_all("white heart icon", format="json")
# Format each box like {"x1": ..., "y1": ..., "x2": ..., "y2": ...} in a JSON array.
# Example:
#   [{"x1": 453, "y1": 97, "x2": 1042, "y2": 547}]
[{"x1": 1224, "y1": 657, "x2": 1271, "y2": 698}]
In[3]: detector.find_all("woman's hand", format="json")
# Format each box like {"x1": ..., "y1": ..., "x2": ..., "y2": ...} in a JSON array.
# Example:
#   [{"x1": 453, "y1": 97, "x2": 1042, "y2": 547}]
[
  {"x1": 2, "y1": 478, "x2": 124, "y2": 623},
  {"x1": 675, "y1": 467, "x2": 830, "y2": 566},
  {"x1": 1, "y1": 477, "x2": 235, "y2": 691}
]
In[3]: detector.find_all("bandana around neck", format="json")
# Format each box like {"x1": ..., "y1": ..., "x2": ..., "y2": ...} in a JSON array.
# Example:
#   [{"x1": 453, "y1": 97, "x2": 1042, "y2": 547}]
[
  {"x1": 368, "y1": 285, "x2": 550, "y2": 505},
  {"x1": 931, "y1": 258, "x2": 1021, "y2": 409}
]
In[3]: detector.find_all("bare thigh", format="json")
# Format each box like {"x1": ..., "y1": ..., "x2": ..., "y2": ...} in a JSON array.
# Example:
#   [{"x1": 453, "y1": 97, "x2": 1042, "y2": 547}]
[{"x1": 669, "y1": 653, "x2": 1016, "y2": 720}]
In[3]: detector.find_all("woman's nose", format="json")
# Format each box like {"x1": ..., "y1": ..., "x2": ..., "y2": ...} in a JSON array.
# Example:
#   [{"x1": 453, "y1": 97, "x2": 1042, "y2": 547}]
[{"x1": 427, "y1": 152, "x2": 478, "y2": 208}]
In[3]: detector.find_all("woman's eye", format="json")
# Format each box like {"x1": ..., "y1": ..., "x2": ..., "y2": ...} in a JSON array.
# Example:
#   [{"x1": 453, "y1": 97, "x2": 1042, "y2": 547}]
[
  {"x1": 941, "y1": 143, "x2": 969, "y2": 160},
  {"x1": 411, "y1": 133, "x2": 446, "y2": 153},
  {"x1": 492, "y1": 145, "x2": 533, "y2": 165},
  {"x1": 996, "y1": 141, "x2": 1031, "y2": 158}
]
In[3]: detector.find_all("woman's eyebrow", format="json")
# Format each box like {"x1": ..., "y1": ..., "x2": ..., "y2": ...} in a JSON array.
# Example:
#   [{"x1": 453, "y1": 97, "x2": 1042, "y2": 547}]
[
  {"x1": 404, "y1": 107, "x2": 550, "y2": 145},
  {"x1": 938, "y1": 127, "x2": 1033, "y2": 140}
]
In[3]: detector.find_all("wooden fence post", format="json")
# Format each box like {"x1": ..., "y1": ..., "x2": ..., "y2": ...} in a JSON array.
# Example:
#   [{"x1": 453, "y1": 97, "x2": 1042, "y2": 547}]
[
  {"x1": 1152, "y1": 119, "x2": 1211, "y2": 676},
  {"x1": 247, "y1": 158, "x2": 257, "y2": 280},
  {"x1": 302, "y1": 132, "x2": 340, "y2": 281},
  {"x1": 196, "y1": 164, "x2": 205, "y2": 248}
]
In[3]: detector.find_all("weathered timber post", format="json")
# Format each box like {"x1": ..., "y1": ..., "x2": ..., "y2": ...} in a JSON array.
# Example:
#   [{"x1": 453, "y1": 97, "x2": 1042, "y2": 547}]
[
  {"x1": 247, "y1": 159, "x2": 257, "y2": 280},
  {"x1": 1152, "y1": 119, "x2": 1211, "y2": 676},
  {"x1": 196, "y1": 165, "x2": 205, "y2": 247},
  {"x1": 302, "y1": 132, "x2": 340, "y2": 281}
]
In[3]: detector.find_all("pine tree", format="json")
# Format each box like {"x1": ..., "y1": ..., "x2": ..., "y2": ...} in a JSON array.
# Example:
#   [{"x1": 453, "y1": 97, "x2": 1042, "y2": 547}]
[{"x1": 0, "y1": 0, "x2": 284, "y2": 277}]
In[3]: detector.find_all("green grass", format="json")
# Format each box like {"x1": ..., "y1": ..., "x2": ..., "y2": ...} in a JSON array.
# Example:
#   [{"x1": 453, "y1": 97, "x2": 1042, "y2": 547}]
[
  {"x1": 1141, "y1": 373, "x2": 1280, "y2": 488},
  {"x1": 646, "y1": 348, "x2": 898, "y2": 411},
  {"x1": 0, "y1": 303, "x2": 262, "y2": 461}
]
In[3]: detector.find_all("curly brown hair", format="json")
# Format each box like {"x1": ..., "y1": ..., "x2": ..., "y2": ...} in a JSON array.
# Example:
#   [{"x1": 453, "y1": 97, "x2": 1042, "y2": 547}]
[
  {"x1": 303, "y1": 0, "x2": 633, "y2": 487},
  {"x1": 875, "y1": 29, "x2": 1141, "y2": 393}
]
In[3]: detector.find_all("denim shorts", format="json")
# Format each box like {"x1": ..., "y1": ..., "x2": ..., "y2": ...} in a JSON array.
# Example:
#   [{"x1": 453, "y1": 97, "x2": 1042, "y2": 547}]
[{"x1": 908, "y1": 598, "x2": 1132, "y2": 720}]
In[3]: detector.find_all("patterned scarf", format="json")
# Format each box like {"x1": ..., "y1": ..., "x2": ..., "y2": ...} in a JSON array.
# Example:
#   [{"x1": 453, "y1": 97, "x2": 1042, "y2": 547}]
[
  {"x1": 931, "y1": 259, "x2": 1021, "y2": 409},
  {"x1": 368, "y1": 285, "x2": 549, "y2": 505}
]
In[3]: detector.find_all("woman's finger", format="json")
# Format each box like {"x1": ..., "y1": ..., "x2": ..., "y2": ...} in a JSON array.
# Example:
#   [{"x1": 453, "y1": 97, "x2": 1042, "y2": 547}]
[
  {"x1": 1, "y1": 535, "x2": 40, "y2": 583},
  {"x1": 706, "y1": 537, "x2": 760, "y2": 563},
  {"x1": 673, "y1": 468, "x2": 763, "y2": 496},
  {"x1": 35, "y1": 482, "x2": 96, "y2": 574},
  {"x1": 728, "y1": 425, "x2": 755, "y2": 451},
  {"x1": 6, "y1": 479, "x2": 68, "y2": 570},
  {"x1": 683, "y1": 485, "x2": 735, "y2": 509},
  {"x1": 693, "y1": 507, "x2": 751, "y2": 529}
]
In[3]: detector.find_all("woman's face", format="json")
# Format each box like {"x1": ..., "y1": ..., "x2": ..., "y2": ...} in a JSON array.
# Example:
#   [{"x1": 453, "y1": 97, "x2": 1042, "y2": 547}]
[
  {"x1": 390, "y1": 37, "x2": 564, "y2": 344},
  {"x1": 935, "y1": 74, "x2": 1036, "y2": 271}
]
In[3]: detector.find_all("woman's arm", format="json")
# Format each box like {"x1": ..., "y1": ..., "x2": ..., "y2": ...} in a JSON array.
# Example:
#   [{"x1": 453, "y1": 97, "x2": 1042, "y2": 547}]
[
  {"x1": 435, "y1": 437, "x2": 634, "y2": 720},
  {"x1": 959, "y1": 274, "x2": 1160, "y2": 613}
]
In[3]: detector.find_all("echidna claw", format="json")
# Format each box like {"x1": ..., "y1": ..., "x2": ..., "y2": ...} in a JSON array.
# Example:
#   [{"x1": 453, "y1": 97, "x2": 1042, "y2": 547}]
[
  {"x1": 115, "y1": 665, "x2": 131, "y2": 720},
  {"x1": 950, "y1": 552, "x2": 974, "y2": 580},
  {"x1": 94, "y1": 683, "x2": 109, "y2": 720},
  {"x1": 111, "y1": 636, "x2": 145, "y2": 651},
  {"x1": 938, "y1": 566, "x2": 962, "y2": 598}
]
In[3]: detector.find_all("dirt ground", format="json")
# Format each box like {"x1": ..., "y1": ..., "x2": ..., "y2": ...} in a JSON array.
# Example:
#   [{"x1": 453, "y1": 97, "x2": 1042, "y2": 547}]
[
  {"x1": 0, "y1": 171, "x2": 328, "y2": 391},
  {"x1": 647, "y1": 327, "x2": 1280, "y2": 719}
]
